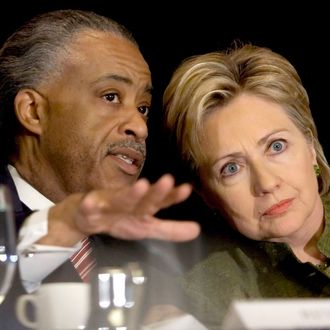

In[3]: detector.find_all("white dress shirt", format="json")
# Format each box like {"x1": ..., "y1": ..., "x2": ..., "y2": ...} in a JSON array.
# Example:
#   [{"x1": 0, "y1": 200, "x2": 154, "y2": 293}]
[{"x1": 8, "y1": 165, "x2": 82, "y2": 293}]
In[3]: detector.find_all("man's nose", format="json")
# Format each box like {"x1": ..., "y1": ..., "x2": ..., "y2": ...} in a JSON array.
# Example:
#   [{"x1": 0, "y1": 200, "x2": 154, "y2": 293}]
[{"x1": 118, "y1": 108, "x2": 148, "y2": 141}]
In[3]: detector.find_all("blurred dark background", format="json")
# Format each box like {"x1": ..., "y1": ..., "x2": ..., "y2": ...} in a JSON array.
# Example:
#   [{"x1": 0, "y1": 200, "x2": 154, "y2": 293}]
[{"x1": 1, "y1": 1, "x2": 328, "y2": 222}]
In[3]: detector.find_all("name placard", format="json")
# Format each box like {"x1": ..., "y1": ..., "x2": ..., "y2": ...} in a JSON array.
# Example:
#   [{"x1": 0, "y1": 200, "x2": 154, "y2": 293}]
[{"x1": 222, "y1": 298, "x2": 330, "y2": 329}]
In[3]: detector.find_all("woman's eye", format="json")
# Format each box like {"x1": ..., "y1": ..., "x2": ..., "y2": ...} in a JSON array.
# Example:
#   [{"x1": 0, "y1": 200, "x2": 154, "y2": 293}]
[
  {"x1": 104, "y1": 92, "x2": 120, "y2": 103},
  {"x1": 270, "y1": 140, "x2": 286, "y2": 153},
  {"x1": 138, "y1": 105, "x2": 150, "y2": 117},
  {"x1": 222, "y1": 162, "x2": 240, "y2": 176}
]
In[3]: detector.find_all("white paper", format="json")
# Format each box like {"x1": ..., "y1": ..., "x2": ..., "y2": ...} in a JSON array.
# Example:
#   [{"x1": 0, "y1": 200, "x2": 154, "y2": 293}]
[
  {"x1": 142, "y1": 313, "x2": 208, "y2": 330},
  {"x1": 222, "y1": 298, "x2": 330, "y2": 329}
]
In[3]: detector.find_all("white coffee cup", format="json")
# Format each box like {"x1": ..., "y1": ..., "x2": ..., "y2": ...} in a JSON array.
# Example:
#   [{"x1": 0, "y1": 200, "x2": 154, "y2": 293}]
[{"x1": 16, "y1": 282, "x2": 90, "y2": 330}]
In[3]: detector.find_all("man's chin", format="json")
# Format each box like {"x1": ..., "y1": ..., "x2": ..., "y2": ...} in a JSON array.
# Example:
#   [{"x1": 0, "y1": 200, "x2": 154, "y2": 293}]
[{"x1": 94, "y1": 175, "x2": 139, "y2": 191}]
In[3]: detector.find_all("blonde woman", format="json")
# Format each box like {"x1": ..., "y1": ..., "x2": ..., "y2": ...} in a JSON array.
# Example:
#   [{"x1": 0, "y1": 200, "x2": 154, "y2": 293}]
[{"x1": 164, "y1": 44, "x2": 330, "y2": 328}]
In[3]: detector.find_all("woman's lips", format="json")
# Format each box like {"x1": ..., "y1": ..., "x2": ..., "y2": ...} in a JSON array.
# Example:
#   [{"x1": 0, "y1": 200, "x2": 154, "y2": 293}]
[{"x1": 263, "y1": 198, "x2": 294, "y2": 216}]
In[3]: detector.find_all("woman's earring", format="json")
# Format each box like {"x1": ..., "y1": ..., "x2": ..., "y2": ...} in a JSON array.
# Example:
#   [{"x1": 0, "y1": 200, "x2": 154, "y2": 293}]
[{"x1": 314, "y1": 164, "x2": 321, "y2": 177}]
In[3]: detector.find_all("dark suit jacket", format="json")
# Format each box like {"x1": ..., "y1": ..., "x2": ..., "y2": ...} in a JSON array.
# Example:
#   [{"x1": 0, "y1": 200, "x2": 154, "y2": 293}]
[
  {"x1": 0, "y1": 166, "x2": 203, "y2": 329},
  {"x1": 0, "y1": 166, "x2": 80, "y2": 329}
]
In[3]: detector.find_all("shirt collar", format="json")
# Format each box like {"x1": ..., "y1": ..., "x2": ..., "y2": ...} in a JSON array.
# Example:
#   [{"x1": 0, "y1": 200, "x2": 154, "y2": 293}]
[{"x1": 7, "y1": 164, "x2": 54, "y2": 210}]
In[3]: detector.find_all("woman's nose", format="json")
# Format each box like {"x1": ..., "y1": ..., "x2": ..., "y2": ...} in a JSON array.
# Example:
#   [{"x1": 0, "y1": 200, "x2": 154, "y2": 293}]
[{"x1": 252, "y1": 163, "x2": 280, "y2": 196}]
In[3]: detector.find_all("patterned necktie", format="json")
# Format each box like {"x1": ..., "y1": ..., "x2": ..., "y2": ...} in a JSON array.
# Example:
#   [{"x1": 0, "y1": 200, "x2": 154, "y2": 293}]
[{"x1": 70, "y1": 237, "x2": 97, "y2": 282}]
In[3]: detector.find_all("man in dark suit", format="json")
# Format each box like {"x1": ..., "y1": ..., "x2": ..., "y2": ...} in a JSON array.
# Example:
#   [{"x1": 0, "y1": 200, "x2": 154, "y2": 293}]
[{"x1": 0, "y1": 9, "x2": 200, "y2": 329}]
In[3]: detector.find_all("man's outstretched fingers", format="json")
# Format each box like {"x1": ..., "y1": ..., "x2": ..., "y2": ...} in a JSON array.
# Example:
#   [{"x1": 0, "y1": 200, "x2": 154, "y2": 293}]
[{"x1": 145, "y1": 218, "x2": 201, "y2": 242}]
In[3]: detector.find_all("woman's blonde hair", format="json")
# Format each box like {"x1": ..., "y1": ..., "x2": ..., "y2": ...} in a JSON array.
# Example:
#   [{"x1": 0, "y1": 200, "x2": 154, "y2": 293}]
[{"x1": 164, "y1": 43, "x2": 330, "y2": 196}]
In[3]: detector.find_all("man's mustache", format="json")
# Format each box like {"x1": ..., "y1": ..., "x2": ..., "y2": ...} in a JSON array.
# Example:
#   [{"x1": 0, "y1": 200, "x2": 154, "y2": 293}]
[{"x1": 108, "y1": 140, "x2": 147, "y2": 159}]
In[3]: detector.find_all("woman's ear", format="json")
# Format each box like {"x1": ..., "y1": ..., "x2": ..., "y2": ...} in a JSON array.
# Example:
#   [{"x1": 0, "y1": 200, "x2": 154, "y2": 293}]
[
  {"x1": 306, "y1": 128, "x2": 317, "y2": 164},
  {"x1": 14, "y1": 89, "x2": 47, "y2": 135}
]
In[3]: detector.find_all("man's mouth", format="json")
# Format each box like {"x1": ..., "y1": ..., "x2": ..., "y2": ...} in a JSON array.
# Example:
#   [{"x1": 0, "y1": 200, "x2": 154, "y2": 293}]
[
  {"x1": 107, "y1": 141, "x2": 146, "y2": 175},
  {"x1": 116, "y1": 154, "x2": 134, "y2": 165}
]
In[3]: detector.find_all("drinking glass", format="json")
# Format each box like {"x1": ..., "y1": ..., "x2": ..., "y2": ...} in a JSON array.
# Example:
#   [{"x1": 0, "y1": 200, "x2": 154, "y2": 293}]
[
  {"x1": 87, "y1": 262, "x2": 147, "y2": 330},
  {"x1": 0, "y1": 184, "x2": 17, "y2": 304}
]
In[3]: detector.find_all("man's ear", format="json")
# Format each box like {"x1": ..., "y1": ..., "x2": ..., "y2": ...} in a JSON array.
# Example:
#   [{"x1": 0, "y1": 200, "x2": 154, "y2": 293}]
[{"x1": 14, "y1": 89, "x2": 47, "y2": 135}]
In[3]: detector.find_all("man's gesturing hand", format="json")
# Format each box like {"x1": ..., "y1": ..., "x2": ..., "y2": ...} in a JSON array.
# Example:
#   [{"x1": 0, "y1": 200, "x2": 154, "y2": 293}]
[{"x1": 45, "y1": 174, "x2": 200, "y2": 246}]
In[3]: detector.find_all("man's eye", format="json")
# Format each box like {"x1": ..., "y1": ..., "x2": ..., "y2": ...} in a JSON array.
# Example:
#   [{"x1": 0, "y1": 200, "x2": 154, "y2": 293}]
[
  {"x1": 222, "y1": 162, "x2": 239, "y2": 176},
  {"x1": 138, "y1": 105, "x2": 150, "y2": 117},
  {"x1": 104, "y1": 93, "x2": 120, "y2": 103}
]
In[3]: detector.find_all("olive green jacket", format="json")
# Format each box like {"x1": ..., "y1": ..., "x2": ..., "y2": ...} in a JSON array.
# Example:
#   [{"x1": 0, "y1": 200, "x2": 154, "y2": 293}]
[{"x1": 179, "y1": 198, "x2": 330, "y2": 330}]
